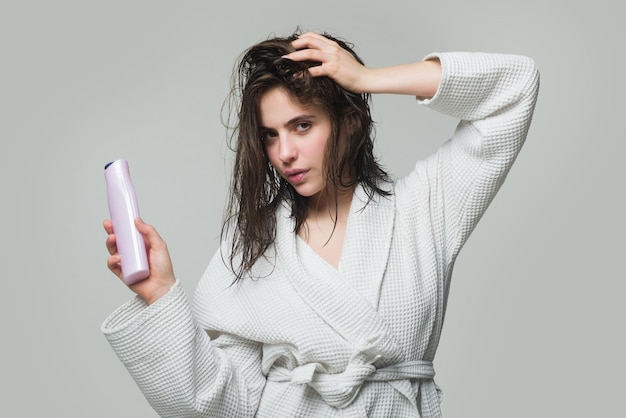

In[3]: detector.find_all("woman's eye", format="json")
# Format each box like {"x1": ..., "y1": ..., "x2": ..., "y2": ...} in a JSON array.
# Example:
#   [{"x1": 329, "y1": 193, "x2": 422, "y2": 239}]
[
  {"x1": 261, "y1": 131, "x2": 277, "y2": 142},
  {"x1": 296, "y1": 122, "x2": 311, "y2": 132}
]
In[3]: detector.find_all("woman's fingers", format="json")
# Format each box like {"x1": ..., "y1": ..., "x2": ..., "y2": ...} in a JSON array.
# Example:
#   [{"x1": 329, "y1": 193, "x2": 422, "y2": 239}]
[
  {"x1": 287, "y1": 33, "x2": 342, "y2": 66},
  {"x1": 105, "y1": 233, "x2": 117, "y2": 255},
  {"x1": 134, "y1": 218, "x2": 165, "y2": 251},
  {"x1": 134, "y1": 218, "x2": 175, "y2": 279},
  {"x1": 103, "y1": 220, "x2": 117, "y2": 255},
  {"x1": 130, "y1": 218, "x2": 176, "y2": 304},
  {"x1": 290, "y1": 32, "x2": 334, "y2": 52},
  {"x1": 107, "y1": 254, "x2": 123, "y2": 278},
  {"x1": 103, "y1": 219, "x2": 113, "y2": 234},
  {"x1": 293, "y1": 31, "x2": 335, "y2": 47},
  {"x1": 285, "y1": 48, "x2": 342, "y2": 79},
  {"x1": 103, "y1": 218, "x2": 176, "y2": 304},
  {"x1": 283, "y1": 48, "x2": 327, "y2": 64},
  {"x1": 284, "y1": 32, "x2": 367, "y2": 92}
]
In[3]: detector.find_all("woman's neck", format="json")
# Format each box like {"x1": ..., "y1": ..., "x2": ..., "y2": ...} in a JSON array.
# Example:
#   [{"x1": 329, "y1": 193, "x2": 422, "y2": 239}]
[
  {"x1": 299, "y1": 186, "x2": 355, "y2": 268},
  {"x1": 305, "y1": 185, "x2": 355, "y2": 220}
]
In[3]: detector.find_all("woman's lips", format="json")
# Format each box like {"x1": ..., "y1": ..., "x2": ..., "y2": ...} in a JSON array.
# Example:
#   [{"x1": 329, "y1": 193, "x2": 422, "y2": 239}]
[{"x1": 285, "y1": 169, "x2": 308, "y2": 184}]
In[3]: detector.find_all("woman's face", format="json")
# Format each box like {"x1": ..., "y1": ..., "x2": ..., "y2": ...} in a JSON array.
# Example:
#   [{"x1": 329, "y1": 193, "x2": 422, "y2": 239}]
[{"x1": 259, "y1": 87, "x2": 332, "y2": 199}]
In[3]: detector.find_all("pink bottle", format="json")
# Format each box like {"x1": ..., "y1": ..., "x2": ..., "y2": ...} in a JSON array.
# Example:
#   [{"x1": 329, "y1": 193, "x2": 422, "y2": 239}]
[{"x1": 104, "y1": 160, "x2": 149, "y2": 284}]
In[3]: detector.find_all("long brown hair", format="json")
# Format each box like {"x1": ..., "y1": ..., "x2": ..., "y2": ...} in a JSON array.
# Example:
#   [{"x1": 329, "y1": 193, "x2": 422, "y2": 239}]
[{"x1": 222, "y1": 31, "x2": 390, "y2": 282}]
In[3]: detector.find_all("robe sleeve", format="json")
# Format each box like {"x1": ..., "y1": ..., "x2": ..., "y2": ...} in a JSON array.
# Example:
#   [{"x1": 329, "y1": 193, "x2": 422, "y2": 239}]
[
  {"x1": 405, "y1": 52, "x2": 540, "y2": 261},
  {"x1": 101, "y1": 278, "x2": 265, "y2": 417}
]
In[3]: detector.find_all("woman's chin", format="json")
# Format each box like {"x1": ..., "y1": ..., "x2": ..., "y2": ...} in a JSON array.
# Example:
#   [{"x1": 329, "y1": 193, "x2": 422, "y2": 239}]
[{"x1": 292, "y1": 183, "x2": 324, "y2": 199}]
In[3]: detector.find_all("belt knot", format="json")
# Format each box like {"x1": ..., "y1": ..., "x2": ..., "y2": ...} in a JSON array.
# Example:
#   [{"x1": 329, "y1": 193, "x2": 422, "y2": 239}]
[{"x1": 267, "y1": 359, "x2": 441, "y2": 416}]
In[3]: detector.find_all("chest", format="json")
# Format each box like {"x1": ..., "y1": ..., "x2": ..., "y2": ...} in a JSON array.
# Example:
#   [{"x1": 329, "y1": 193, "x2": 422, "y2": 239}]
[{"x1": 297, "y1": 212, "x2": 348, "y2": 270}]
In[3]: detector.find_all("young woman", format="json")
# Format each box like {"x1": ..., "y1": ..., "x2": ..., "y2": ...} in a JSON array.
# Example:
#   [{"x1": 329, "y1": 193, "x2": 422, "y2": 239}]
[{"x1": 103, "y1": 32, "x2": 539, "y2": 417}]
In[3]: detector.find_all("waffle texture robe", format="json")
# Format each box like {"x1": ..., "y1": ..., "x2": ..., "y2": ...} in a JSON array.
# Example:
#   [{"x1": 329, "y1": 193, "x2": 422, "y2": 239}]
[{"x1": 102, "y1": 52, "x2": 539, "y2": 417}]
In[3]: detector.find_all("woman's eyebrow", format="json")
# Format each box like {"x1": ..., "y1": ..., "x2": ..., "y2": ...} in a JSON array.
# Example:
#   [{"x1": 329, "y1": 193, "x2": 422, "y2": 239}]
[{"x1": 260, "y1": 114, "x2": 317, "y2": 131}]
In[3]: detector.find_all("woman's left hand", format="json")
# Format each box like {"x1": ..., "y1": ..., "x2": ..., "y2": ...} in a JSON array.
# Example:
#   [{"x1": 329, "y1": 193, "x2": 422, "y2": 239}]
[
  {"x1": 285, "y1": 32, "x2": 441, "y2": 99},
  {"x1": 284, "y1": 32, "x2": 371, "y2": 93}
]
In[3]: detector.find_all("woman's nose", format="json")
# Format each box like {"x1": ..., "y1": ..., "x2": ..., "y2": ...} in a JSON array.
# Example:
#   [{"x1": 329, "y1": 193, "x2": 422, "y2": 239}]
[{"x1": 278, "y1": 135, "x2": 297, "y2": 163}]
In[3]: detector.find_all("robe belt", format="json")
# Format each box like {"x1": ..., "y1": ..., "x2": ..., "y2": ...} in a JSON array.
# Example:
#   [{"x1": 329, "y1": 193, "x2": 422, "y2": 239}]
[{"x1": 267, "y1": 360, "x2": 442, "y2": 416}]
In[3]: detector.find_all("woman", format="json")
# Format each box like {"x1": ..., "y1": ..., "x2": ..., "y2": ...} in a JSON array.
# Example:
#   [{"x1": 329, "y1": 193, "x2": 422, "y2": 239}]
[{"x1": 103, "y1": 31, "x2": 539, "y2": 417}]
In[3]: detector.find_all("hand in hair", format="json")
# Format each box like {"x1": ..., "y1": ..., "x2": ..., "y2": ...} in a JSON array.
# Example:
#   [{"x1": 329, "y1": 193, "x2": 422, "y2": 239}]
[
  {"x1": 284, "y1": 32, "x2": 371, "y2": 94},
  {"x1": 286, "y1": 32, "x2": 442, "y2": 99}
]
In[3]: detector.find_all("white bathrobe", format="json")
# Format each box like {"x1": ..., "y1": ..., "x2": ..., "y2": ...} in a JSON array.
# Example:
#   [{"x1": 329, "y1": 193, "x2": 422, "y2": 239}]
[{"x1": 102, "y1": 52, "x2": 539, "y2": 417}]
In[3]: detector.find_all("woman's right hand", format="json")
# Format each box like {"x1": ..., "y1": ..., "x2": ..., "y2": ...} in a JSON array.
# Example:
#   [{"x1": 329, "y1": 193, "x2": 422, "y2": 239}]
[{"x1": 104, "y1": 218, "x2": 176, "y2": 305}]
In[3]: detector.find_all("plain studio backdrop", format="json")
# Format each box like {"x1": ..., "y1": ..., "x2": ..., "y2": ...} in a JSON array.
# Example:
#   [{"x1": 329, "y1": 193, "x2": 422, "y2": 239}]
[{"x1": 1, "y1": 1, "x2": 623, "y2": 417}]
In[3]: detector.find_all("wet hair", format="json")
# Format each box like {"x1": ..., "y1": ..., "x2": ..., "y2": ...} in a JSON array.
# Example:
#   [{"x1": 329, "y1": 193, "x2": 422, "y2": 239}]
[{"x1": 222, "y1": 31, "x2": 390, "y2": 282}]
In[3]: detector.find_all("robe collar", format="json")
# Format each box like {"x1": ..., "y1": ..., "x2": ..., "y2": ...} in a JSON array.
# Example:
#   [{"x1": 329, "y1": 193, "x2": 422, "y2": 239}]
[{"x1": 274, "y1": 182, "x2": 400, "y2": 362}]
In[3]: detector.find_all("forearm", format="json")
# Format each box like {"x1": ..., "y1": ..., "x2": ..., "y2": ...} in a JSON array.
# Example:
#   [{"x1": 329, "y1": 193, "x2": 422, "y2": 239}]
[
  {"x1": 420, "y1": 52, "x2": 539, "y2": 122},
  {"x1": 286, "y1": 33, "x2": 441, "y2": 98},
  {"x1": 361, "y1": 59, "x2": 442, "y2": 98},
  {"x1": 102, "y1": 281, "x2": 262, "y2": 417}
]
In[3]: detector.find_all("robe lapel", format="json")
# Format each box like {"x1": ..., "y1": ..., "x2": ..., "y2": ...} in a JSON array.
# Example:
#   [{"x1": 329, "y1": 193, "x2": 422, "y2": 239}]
[
  {"x1": 274, "y1": 183, "x2": 400, "y2": 364},
  {"x1": 340, "y1": 183, "x2": 396, "y2": 309}
]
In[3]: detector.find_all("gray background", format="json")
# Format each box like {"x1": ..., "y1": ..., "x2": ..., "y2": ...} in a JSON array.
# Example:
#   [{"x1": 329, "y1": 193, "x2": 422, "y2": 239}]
[{"x1": 1, "y1": 0, "x2": 624, "y2": 416}]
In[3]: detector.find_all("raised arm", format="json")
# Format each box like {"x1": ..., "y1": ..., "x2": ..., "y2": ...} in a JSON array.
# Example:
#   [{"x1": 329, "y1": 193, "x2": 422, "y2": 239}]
[
  {"x1": 404, "y1": 51, "x2": 540, "y2": 259},
  {"x1": 285, "y1": 33, "x2": 540, "y2": 261},
  {"x1": 285, "y1": 32, "x2": 442, "y2": 99}
]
